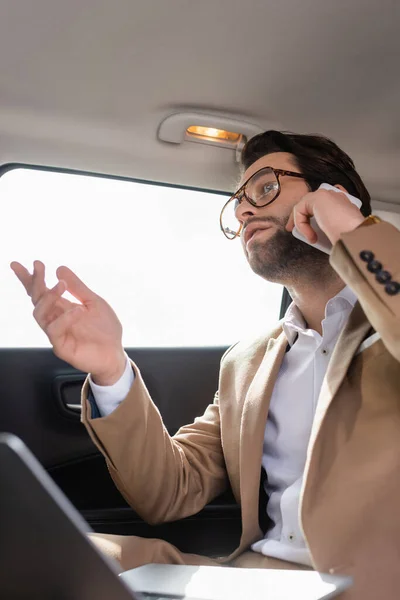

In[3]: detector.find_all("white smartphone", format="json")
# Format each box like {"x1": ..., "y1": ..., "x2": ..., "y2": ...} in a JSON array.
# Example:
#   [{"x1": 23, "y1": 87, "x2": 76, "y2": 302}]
[{"x1": 291, "y1": 183, "x2": 362, "y2": 254}]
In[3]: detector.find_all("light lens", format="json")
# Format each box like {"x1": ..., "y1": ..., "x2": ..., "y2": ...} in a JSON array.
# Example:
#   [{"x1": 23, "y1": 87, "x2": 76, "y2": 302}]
[{"x1": 187, "y1": 126, "x2": 241, "y2": 142}]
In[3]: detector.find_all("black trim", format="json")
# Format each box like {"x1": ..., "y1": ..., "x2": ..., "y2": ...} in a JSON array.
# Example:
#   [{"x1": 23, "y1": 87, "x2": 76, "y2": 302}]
[{"x1": 0, "y1": 162, "x2": 230, "y2": 198}]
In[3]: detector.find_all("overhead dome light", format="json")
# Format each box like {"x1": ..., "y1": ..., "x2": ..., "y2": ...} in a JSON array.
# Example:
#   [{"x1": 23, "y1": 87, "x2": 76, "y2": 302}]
[
  {"x1": 186, "y1": 126, "x2": 241, "y2": 143},
  {"x1": 158, "y1": 112, "x2": 264, "y2": 161}
]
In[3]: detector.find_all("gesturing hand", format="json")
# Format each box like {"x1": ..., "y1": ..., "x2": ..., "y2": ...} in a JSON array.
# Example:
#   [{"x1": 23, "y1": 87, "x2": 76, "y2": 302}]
[{"x1": 11, "y1": 261, "x2": 126, "y2": 385}]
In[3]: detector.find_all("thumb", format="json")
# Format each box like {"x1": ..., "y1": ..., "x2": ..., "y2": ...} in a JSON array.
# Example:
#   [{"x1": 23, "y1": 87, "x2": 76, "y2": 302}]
[{"x1": 56, "y1": 266, "x2": 96, "y2": 304}]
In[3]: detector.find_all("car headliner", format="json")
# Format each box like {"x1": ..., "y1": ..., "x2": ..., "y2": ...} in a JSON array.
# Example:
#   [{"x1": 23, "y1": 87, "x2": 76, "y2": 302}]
[{"x1": 0, "y1": 0, "x2": 399, "y2": 213}]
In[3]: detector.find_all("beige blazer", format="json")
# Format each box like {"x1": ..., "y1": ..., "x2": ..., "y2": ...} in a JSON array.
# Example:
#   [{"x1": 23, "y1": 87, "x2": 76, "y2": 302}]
[{"x1": 82, "y1": 221, "x2": 400, "y2": 599}]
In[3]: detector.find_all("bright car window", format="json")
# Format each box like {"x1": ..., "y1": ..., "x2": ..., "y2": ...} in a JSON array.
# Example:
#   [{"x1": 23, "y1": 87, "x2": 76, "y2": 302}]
[{"x1": 1, "y1": 168, "x2": 283, "y2": 347}]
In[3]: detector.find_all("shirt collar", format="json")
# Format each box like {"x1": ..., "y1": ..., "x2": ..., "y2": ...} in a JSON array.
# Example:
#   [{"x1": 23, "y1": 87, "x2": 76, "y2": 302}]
[{"x1": 282, "y1": 285, "x2": 358, "y2": 347}]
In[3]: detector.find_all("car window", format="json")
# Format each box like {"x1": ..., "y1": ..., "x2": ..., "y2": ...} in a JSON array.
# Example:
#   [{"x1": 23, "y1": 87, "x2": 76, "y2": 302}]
[{"x1": 1, "y1": 168, "x2": 283, "y2": 347}]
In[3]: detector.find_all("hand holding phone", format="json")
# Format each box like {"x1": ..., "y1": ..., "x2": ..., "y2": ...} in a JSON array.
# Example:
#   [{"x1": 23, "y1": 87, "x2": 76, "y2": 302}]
[{"x1": 291, "y1": 183, "x2": 362, "y2": 254}]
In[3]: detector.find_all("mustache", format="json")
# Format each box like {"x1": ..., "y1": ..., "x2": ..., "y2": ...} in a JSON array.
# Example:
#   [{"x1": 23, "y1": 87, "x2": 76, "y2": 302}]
[{"x1": 243, "y1": 215, "x2": 289, "y2": 231}]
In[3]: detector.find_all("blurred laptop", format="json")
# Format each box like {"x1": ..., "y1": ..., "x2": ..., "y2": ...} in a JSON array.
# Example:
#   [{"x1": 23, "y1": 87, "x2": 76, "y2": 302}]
[{"x1": 0, "y1": 433, "x2": 352, "y2": 600}]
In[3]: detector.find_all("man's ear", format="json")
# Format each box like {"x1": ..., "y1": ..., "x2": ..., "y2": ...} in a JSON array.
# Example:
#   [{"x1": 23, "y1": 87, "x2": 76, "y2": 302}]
[{"x1": 334, "y1": 184, "x2": 349, "y2": 194}]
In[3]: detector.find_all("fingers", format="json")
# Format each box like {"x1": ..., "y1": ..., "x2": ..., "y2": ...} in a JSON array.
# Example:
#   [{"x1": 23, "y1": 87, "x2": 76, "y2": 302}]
[
  {"x1": 286, "y1": 198, "x2": 317, "y2": 243},
  {"x1": 11, "y1": 260, "x2": 49, "y2": 304},
  {"x1": 294, "y1": 210, "x2": 318, "y2": 243},
  {"x1": 10, "y1": 262, "x2": 33, "y2": 295},
  {"x1": 12, "y1": 262, "x2": 96, "y2": 314},
  {"x1": 56, "y1": 266, "x2": 96, "y2": 304},
  {"x1": 46, "y1": 305, "x2": 85, "y2": 343},
  {"x1": 31, "y1": 261, "x2": 47, "y2": 304},
  {"x1": 33, "y1": 280, "x2": 68, "y2": 329}
]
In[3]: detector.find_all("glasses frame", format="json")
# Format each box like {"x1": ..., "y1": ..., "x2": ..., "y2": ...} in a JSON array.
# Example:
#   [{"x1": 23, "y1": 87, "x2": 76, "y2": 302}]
[{"x1": 220, "y1": 166, "x2": 314, "y2": 239}]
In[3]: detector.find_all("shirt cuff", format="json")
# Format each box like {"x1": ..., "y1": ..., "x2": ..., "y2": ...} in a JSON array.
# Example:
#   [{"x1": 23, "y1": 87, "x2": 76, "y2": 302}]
[{"x1": 88, "y1": 353, "x2": 135, "y2": 418}]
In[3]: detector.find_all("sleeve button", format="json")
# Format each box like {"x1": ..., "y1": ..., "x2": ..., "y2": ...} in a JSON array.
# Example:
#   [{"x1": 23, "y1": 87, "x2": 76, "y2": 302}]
[
  {"x1": 360, "y1": 250, "x2": 374, "y2": 262},
  {"x1": 385, "y1": 281, "x2": 400, "y2": 296},
  {"x1": 367, "y1": 260, "x2": 383, "y2": 273},
  {"x1": 376, "y1": 270, "x2": 392, "y2": 284}
]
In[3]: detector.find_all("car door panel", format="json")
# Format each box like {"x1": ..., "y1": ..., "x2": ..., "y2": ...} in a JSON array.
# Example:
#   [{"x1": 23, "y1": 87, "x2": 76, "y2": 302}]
[{"x1": 0, "y1": 346, "x2": 241, "y2": 556}]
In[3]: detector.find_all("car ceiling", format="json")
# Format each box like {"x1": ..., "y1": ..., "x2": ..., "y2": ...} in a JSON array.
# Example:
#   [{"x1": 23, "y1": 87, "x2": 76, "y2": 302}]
[{"x1": 0, "y1": 0, "x2": 399, "y2": 211}]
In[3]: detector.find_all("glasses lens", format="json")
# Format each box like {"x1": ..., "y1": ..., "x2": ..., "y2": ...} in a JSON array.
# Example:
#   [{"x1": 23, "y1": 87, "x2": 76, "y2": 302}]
[
  {"x1": 246, "y1": 167, "x2": 279, "y2": 205},
  {"x1": 220, "y1": 197, "x2": 241, "y2": 239}
]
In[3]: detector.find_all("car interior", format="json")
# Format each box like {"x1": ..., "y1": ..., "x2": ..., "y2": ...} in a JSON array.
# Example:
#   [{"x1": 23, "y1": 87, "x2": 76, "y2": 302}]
[{"x1": 0, "y1": 0, "x2": 400, "y2": 560}]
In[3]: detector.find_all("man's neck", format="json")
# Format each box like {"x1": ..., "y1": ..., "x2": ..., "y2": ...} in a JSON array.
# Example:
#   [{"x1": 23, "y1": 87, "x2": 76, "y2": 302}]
[{"x1": 286, "y1": 276, "x2": 346, "y2": 335}]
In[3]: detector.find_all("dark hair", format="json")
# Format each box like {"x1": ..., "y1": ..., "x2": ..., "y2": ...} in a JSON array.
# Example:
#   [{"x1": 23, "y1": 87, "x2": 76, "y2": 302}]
[{"x1": 241, "y1": 130, "x2": 371, "y2": 217}]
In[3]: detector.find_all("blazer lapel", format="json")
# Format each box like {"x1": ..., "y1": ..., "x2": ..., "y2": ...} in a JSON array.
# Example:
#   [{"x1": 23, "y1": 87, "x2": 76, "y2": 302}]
[{"x1": 239, "y1": 330, "x2": 288, "y2": 542}]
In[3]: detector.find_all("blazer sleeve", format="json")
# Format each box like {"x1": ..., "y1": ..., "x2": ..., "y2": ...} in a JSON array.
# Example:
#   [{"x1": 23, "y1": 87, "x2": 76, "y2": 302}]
[
  {"x1": 81, "y1": 362, "x2": 228, "y2": 524},
  {"x1": 330, "y1": 220, "x2": 400, "y2": 362}
]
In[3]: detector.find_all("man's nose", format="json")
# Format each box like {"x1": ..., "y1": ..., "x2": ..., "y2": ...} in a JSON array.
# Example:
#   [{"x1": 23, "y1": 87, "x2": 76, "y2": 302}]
[{"x1": 234, "y1": 197, "x2": 259, "y2": 223}]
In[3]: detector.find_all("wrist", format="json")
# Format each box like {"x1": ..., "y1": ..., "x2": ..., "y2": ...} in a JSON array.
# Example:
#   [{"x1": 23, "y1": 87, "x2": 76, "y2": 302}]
[
  {"x1": 330, "y1": 214, "x2": 365, "y2": 245},
  {"x1": 333, "y1": 214, "x2": 381, "y2": 244},
  {"x1": 91, "y1": 351, "x2": 127, "y2": 386}
]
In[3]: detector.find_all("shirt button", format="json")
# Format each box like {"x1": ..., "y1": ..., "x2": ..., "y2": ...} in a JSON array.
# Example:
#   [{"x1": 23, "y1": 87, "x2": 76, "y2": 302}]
[
  {"x1": 288, "y1": 533, "x2": 296, "y2": 542},
  {"x1": 321, "y1": 348, "x2": 329, "y2": 355}
]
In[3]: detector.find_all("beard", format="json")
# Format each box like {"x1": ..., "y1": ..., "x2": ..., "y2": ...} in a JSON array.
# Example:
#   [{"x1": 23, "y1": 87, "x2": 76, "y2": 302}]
[{"x1": 244, "y1": 216, "x2": 333, "y2": 285}]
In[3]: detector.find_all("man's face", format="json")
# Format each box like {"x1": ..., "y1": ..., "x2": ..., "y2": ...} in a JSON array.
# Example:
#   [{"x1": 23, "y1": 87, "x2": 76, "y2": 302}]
[{"x1": 236, "y1": 152, "x2": 329, "y2": 285}]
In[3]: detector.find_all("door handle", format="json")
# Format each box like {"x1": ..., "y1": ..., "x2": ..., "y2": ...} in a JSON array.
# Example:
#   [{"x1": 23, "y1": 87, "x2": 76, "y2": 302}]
[
  {"x1": 53, "y1": 374, "x2": 86, "y2": 416},
  {"x1": 65, "y1": 403, "x2": 82, "y2": 413}
]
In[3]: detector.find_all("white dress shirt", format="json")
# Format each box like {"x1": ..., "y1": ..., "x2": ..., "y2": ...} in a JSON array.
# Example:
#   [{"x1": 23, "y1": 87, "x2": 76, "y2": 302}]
[
  {"x1": 251, "y1": 285, "x2": 357, "y2": 566},
  {"x1": 89, "y1": 353, "x2": 134, "y2": 416},
  {"x1": 89, "y1": 286, "x2": 357, "y2": 566}
]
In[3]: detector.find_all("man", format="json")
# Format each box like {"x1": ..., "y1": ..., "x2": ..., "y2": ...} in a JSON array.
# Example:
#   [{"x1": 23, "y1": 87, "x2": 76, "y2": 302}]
[{"x1": 11, "y1": 131, "x2": 400, "y2": 599}]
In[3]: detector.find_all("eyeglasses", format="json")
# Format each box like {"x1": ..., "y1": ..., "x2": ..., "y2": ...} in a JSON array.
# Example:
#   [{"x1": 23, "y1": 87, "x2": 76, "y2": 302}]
[{"x1": 220, "y1": 166, "x2": 311, "y2": 239}]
